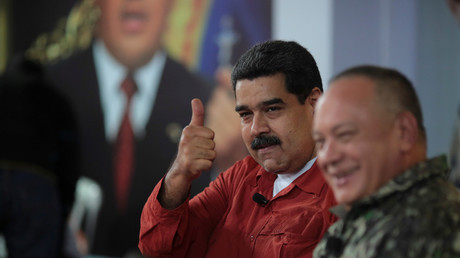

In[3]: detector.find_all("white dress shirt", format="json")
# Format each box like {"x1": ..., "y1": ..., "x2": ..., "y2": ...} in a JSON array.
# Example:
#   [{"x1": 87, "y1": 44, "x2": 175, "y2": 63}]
[
  {"x1": 272, "y1": 157, "x2": 318, "y2": 197},
  {"x1": 93, "y1": 40, "x2": 167, "y2": 141}
]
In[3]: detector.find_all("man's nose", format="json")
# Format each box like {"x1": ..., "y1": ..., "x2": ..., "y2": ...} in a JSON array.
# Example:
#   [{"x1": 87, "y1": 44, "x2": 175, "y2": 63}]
[{"x1": 250, "y1": 114, "x2": 269, "y2": 137}]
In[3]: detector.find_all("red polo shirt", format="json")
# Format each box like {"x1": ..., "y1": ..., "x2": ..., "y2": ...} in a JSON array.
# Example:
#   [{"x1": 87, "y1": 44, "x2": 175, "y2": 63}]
[{"x1": 139, "y1": 156, "x2": 337, "y2": 257}]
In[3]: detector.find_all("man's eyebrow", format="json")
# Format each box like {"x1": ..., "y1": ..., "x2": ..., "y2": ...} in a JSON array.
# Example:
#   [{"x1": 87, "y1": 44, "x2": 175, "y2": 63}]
[
  {"x1": 331, "y1": 122, "x2": 357, "y2": 133},
  {"x1": 235, "y1": 98, "x2": 285, "y2": 112},
  {"x1": 235, "y1": 105, "x2": 248, "y2": 112},
  {"x1": 261, "y1": 98, "x2": 284, "y2": 107}
]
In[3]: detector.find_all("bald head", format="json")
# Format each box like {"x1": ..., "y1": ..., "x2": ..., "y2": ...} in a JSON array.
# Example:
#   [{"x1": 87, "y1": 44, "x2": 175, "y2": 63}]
[
  {"x1": 313, "y1": 65, "x2": 427, "y2": 206},
  {"x1": 331, "y1": 65, "x2": 426, "y2": 143}
]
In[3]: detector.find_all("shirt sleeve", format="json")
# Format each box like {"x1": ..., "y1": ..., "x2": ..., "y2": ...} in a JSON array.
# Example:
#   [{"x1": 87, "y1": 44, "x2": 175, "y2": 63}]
[
  {"x1": 138, "y1": 177, "x2": 188, "y2": 257},
  {"x1": 139, "y1": 167, "x2": 235, "y2": 257}
]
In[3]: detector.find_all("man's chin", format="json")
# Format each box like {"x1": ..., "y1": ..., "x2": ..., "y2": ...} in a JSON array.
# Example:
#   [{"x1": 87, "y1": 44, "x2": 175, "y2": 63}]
[
  {"x1": 113, "y1": 49, "x2": 152, "y2": 69},
  {"x1": 334, "y1": 190, "x2": 359, "y2": 207},
  {"x1": 260, "y1": 159, "x2": 284, "y2": 174}
]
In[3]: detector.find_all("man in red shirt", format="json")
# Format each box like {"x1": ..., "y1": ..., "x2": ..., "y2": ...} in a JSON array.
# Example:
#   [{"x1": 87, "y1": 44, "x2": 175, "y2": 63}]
[{"x1": 139, "y1": 40, "x2": 337, "y2": 257}]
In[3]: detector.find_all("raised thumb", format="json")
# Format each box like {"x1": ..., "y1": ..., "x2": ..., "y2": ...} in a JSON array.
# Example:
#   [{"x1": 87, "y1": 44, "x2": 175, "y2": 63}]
[{"x1": 189, "y1": 98, "x2": 205, "y2": 126}]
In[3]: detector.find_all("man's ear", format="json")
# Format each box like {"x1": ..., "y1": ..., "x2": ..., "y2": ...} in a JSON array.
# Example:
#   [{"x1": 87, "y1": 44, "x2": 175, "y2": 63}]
[
  {"x1": 395, "y1": 111, "x2": 419, "y2": 152},
  {"x1": 308, "y1": 87, "x2": 322, "y2": 109},
  {"x1": 448, "y1": 0, "x2": 458, "y2": 16},
  {"x1": 447, "y1": 0, "x2": 460, "y2": 22}
]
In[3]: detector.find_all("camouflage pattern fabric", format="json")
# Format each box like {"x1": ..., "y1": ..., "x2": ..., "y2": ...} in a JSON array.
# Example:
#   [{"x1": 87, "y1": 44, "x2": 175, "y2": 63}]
[
  {"x1": 314, "y1": 155, "x2": 460, "y2": 258},
  {"x1": 449, "y1": 106, "x2": 460, "y2": 188}
]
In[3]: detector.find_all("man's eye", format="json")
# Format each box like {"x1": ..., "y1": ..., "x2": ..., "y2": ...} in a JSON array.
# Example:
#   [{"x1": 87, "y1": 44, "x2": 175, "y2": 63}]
[
  {"x1": 239, "y1": 112, "x2": 250, "y2": 118},
  {"x1": 338, "y1": 131, "x2": 354, "y2": 141},
  {"x1": 314, "y1": 139, "x2": 325, "y2": 150},
  {"x1": 267, "y1": 106, "x2": 280, "y2": 112}
]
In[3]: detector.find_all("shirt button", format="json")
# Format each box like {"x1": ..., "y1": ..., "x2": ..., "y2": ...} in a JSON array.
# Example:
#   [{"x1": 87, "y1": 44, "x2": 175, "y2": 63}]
[{"x1": 250, "y1": 235, "x2": 255, "y2": 242}]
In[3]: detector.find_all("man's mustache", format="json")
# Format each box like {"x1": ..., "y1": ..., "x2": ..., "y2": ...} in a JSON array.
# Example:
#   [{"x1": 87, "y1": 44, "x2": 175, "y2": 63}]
[{"x1": 251, "y1": 135, "x2": 281, "y2": 150}]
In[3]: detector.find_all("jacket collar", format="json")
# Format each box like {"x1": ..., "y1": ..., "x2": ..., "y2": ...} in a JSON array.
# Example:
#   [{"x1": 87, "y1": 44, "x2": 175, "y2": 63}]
[{"x1": 330, "y1": 155, "x2": 448, "y2": 219}]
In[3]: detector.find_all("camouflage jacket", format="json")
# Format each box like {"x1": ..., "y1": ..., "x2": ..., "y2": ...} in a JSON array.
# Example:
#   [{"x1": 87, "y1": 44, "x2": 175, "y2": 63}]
[
  {"x1": 449, "y1": 105, "x2": 460, "y2": 187},
  {"x1": 314, "y1": 156, "x2": 460, "y2": 258}
]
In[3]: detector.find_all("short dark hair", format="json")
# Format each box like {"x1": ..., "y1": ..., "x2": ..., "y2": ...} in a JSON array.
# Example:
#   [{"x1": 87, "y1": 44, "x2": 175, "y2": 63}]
[
  {"x1": 231, "y1": 40, "x2": 322, "y2": 104},
  {"x1": 332, "y1": 65, "x2": 426, "y2": 140}
]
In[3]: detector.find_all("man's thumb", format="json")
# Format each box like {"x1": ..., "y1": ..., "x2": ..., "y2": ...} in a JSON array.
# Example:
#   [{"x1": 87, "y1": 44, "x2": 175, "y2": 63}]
[{"x1": 189, "y1": 98, "x2": 205, "y2": 126}]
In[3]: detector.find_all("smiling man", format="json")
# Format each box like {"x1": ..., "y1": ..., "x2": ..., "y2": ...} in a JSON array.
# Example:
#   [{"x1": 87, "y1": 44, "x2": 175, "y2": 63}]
[
  {"x1": 312, "y1": 65, "x2": 460, "y2": 257},
  {"x1": 139, "y1": 40, "x2": 337, "y2": 257}
]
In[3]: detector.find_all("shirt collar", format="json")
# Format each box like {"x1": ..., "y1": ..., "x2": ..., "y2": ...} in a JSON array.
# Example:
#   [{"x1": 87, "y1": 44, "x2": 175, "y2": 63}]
[
  {"x1": 276, "y1": 157, "x2": 317, "y2": 183},
  {"x1": 93, "y1": 39, "x2": 166, "y2": 139},
  {"x1": 254, "y1": 157, "x2": 325, "y2": 197},
  {"x1": 293, "y1": 159, "x2": 327, "y2": 196},
  {"x1": 130, "y1": 49, "x2": 166, "y2": 137},
  {"x1": 93, "y1": 39, "x2": 125, "y2": 95}
]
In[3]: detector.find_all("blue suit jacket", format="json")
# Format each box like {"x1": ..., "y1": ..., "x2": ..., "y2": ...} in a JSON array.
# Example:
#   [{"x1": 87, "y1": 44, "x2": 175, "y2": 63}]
[{"x1": 47, "y1": 47, "x2": 213, "y2": 256}]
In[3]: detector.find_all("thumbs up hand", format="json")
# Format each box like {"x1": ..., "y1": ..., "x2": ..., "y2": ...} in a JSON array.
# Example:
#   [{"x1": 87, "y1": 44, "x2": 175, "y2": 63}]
[
  {"x1": 175, "y1": 98, "x2": 216, "y2": 177},
  {"x1": 160, "y1": 98, "x2": 216, "y2": 209}
]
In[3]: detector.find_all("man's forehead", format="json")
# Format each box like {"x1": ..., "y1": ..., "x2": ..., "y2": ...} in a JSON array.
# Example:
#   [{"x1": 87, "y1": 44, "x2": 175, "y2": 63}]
[
  {"x1": 235, "y1": 97, "x2": 286, "y2": 112},
  {"x1": 235, "y1": 74, "x2": 286, "y2": 90},
  {"x1": 316, "y1": 80, "x2": 375, "y2": 120},
  {"x1": 329, "y1": 75, "x2": 376, "y2": 92},
  {"x1": 325, "y1": 77, "x2": 376, "y2": 106},
  {"x1": 235, "y1": 75, "x2": 290, "y2": 104}
]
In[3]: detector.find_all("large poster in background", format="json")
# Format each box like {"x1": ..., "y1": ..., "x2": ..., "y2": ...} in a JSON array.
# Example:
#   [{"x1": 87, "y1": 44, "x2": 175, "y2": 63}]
[
  {"x1": 4, "y1": 0, "x2": 271, "y2": 257},
  {"x1": 164, "y1": 0, "x2": 271, "y2": 79},
  {"x1": 163, "y1": 0, "x2": 272, "y2": 175}
]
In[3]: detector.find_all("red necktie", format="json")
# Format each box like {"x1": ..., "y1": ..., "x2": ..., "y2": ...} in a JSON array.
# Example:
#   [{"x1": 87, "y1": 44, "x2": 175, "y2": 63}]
[{"x1": 114, "y1": 75, "x2": 137, "y2": 212}]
